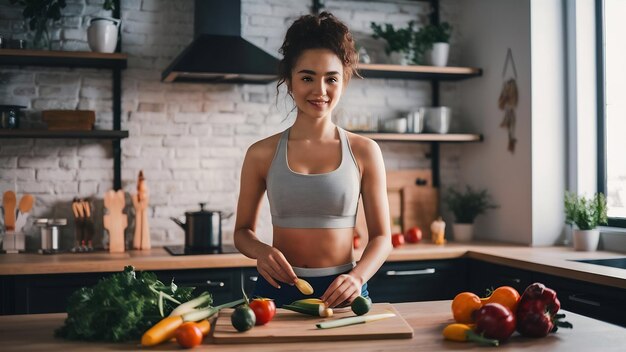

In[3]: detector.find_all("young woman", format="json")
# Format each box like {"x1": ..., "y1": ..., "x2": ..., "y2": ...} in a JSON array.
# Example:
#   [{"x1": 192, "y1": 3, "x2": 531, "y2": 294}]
[{"x1": 234, "y1": 12, "x2": 391, "y2": 308}]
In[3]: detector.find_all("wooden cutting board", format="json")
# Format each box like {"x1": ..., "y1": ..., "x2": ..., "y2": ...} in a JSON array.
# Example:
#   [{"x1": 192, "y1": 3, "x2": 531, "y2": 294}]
[
  {"x1": 212, "y1": 303, "x2": 413, "y2": 344},
  {"x1": 386, "y1": 170, "x2": 438, "y2": 236},
  {"x1": 402, "y1": 185, "x2": 439, "y2": 240}
]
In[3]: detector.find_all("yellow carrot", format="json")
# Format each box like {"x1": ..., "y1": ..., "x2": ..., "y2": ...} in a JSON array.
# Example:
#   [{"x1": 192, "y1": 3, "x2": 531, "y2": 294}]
[
  {"x1": 141, "y1": 316, "x2": 183, "y2": 347},
  {"x1": 442, "y1": 323, "x2": 499, "y2": 346},
  {"x1": 196, "y1": 319, "x2": 211, "y2": 336}
]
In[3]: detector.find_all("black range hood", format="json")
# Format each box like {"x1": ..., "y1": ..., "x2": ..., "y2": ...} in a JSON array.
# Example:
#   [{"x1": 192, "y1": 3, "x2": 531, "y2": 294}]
[{"x1": 162, "y1": 0, "x2": 279, "y2": 84}]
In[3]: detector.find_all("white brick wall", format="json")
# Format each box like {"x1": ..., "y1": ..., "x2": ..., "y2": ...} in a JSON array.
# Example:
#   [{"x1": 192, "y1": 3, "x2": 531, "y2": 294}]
[{"x1": 0, "y1": 0, "x2": 461, "y2": 250}]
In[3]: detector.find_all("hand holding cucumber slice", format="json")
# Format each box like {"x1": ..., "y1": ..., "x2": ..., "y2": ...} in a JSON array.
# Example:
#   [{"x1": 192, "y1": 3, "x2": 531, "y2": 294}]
[{"x1": 294, "y1": 278, "x2": 314, "y2": 295}]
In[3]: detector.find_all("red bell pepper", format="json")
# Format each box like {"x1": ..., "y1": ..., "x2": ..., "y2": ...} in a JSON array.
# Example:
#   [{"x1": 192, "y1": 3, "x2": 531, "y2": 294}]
[{"x1": 516, "y1": 282, "x2": 573, "y2": 337}]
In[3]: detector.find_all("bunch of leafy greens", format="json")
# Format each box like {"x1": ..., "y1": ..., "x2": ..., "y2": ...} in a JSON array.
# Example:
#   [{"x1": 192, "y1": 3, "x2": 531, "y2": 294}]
[{"x1": 55, "y1": 266, "x2": 204, "y2": 342}]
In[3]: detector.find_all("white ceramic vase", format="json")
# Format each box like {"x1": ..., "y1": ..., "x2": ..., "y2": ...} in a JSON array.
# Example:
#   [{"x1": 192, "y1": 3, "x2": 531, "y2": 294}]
[
  {"x1": 572, "y1": 229, "x2": 600, "y2": 251},
  {"x1": 427, "y1": 42, "x2": 450, "y2": 67},
  {"x1": 389, "y1": 51, "x2": 412, "y2": 65},
  {"x1": 87, "y1": 17, "x2": 121, "y2": 53},
  {"x1": 453, "y1": 223, "x2": 474, "y2": 242}
]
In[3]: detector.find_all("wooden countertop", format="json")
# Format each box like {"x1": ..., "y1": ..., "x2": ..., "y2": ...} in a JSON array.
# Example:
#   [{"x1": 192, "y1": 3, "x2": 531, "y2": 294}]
[
  {"x1": 1, "y1": 242, "x2": 625, "y2": 289},
  {"x1": 0, "y1": 300, "x2": 624, "y2": 351}
]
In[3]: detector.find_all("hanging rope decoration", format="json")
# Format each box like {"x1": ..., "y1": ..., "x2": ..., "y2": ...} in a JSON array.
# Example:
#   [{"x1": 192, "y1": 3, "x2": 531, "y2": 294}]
[{"x1": 498, "y1": 48, "x2": 519, "y2": 153}]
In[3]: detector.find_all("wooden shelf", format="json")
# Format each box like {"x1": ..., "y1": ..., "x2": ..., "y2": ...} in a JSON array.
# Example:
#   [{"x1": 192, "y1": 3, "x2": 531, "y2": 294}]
[
  {"x1": 0, "y1": 130, "x2": 129, "y2": 139},
  {"x1": 356, "y1": 132, "x2": 483, "y2": 142},
  {"x1": 0, "y1": 49, "x2": 127, "y2": 69},
  {"x1": 357, "y1": 63, "x2": 482, "y2": 81}
]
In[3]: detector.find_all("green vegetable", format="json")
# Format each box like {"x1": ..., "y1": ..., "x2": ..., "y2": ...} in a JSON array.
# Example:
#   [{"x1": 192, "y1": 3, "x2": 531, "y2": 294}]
[
  {"x1": 316, "y1": 312, "x2": 396, "y2": 329},
  {"x1": 283, "y1": 298, "x2": 333, "y2": 317},
  {"x1": 231, "y1": 306, "x2": 256, "y2": 332},
  {"x1": 55, "y1": 266, "x2": 197, "y2": 342},
  {"x1": 351, "y1": 296, "x2": 372, "y2": 316}
]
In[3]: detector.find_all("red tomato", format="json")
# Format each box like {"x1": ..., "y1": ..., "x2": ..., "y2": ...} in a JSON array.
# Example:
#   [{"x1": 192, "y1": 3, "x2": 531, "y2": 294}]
[
  {"x1": 391, "y1": 233, "x2": 405, "y2": 247},
  {"x1": 249, "y1": 298, "x2": 276, "y2": 325},
  {"x1": 353, "y1": 234, "x2": 360, "y2": 249},
  {"x1": 404, "y1": 227, "x2": 422, "y2": 243},
  {"x1": 175, "y1": 322, "x2": 203, "y2": 349}
]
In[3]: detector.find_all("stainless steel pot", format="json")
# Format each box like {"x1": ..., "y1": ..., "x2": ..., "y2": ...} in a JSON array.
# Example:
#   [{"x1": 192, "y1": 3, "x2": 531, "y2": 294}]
[{"x1": 171, "y1": 203, "x2": 232, "y2": 250}]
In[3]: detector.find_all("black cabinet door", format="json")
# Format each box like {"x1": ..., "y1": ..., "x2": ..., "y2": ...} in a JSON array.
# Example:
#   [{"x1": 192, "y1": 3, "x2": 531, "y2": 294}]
[
  {"x1": 532, "y1": 272, "x2": 626, "y2": 327},
  {"x1": 241, "y1": 268, "x2": 259, "y2": 296},
  {"x1": 12, "y1": 272, "x2": 110, "y2": 314},
  {"x1": 155, "y1": 268, "x2": 241, "y2": 305},
  {"x1": 367, "y1": 259, "x2": 468, "y2": 303},
  {"x1": 467, "y1": 260, "x2": 533, "y2": 296}
]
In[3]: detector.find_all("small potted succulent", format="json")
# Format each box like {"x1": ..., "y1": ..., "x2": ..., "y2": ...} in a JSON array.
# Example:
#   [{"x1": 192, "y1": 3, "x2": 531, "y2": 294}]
[
  {"x1": 564, "y1": 191, "x2": 607, "y2": 251},
  {"x1": 444, "y1": 185, "x2": 498, "y2": 242},
  {"x1": 413, "y1": 22, "x2": 452, "y2": 66}
]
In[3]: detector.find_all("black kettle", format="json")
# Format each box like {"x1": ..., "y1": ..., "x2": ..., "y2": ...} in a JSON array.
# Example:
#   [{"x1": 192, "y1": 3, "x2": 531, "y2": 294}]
[{"x1": 171, "y1": 203, "x2": 232, "y2": 250}]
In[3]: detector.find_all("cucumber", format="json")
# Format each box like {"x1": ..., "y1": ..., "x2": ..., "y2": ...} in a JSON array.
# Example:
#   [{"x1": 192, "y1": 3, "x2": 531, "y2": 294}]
[{"x1": 351, "y1": 296, "x2": 372, "y2": 316}]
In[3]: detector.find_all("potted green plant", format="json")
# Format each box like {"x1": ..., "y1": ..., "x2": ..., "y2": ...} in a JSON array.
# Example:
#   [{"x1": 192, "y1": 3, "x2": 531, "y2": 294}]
[
  {"x1": 444, "y1": 185, "x2": 498, "y2": 242},
  {"x1": 413, "y1": 22, "x2": 452, "y2": 66},
  {"x1": 564, "y1": 192, "x2": 607, "y2": 251},
  {"x1": 87, "y1": 0, "x2": 121, "y2": 53},
  {"x1": 370, "y1": 21, "x2": 416, "y2": 65},
  {"x1": 9, "y1": 0, "x2": 67, "y2": 50}
]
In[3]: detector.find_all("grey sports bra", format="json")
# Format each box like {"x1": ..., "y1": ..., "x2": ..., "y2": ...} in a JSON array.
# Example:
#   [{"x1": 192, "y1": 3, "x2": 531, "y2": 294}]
[{"x1": 266, "y1": 127, "x2": 361, "y2": 229}]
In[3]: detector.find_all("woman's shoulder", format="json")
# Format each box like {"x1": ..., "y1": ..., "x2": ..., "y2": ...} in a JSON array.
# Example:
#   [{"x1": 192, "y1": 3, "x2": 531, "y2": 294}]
[
  {"x1": 344, "y1": 129, "x2": 382, "y2": 157},
  {"x1": 246, "y1": 130, "x2": 284, "y2": 161}
]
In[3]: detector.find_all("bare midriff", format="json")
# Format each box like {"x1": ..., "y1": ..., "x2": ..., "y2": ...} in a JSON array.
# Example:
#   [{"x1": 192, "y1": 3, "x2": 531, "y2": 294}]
[{"x1": 272, "y1": 227, "x2": 354, "y2": 268}]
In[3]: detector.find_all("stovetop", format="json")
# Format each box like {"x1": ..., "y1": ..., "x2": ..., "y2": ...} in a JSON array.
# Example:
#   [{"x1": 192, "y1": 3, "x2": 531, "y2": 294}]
[{"x1": 164, "y1": 244, "x2": 239, "y2": 256}]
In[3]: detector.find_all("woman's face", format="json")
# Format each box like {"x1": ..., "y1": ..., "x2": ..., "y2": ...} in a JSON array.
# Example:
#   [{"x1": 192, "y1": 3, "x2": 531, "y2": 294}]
[{"x1": 289, "y1": 48, "x2": 345, "y2": 120}]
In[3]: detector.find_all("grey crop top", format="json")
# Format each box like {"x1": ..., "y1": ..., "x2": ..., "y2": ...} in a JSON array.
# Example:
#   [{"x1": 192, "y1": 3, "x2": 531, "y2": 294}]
[{"x1": 266, "y1": 127, "x2": 361, "y2": 228}]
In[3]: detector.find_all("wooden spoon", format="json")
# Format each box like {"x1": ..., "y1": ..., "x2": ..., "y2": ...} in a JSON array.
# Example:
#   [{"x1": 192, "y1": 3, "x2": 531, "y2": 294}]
[
  {"x1": 3, "y1": 191, "x2": 16, "y2": 231},
  {"x1": 18, "y1": 194, "x2": 34, "y2": 214}
]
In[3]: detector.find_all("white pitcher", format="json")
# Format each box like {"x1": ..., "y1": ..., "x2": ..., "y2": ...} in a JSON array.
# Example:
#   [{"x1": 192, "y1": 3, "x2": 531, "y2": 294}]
[{"x1": 87, "y1": 17, "x2": 121, "y2": 53}]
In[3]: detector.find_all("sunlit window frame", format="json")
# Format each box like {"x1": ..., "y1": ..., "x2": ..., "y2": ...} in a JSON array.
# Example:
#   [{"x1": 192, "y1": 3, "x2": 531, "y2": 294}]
[{"x1": 596, "y1": 0, "x2": 626, "y2": 228}]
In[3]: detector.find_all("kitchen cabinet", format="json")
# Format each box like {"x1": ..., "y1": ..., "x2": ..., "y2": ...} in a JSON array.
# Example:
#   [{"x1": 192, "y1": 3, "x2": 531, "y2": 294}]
[
  {"x1": 0, "y1": 0, "x2": 127, "y2": 190},
  {"x1": 4, "y1": 268, "x2": 244, "y2": 315},
  {"x1": 155, "y1": 268, "x2": 242, "y2": 305},
  {"x1": 367, "y1": 259, "x2": 468, "y2": 303},
  {"x1": 9, "y1": 272, "x2": 112, "y2": 314},
  {"x1": 467, "y1": 260, "x2": 534, "y2": 296},
  {"x1": 467, "y1": 260, "x2": 626, "y2": 328},
  {"x1": 532, "y1": 272, "x2": 626, "y2": 327}
]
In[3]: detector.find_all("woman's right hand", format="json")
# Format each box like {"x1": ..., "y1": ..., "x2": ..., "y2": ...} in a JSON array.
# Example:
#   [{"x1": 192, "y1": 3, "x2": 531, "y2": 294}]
[{"x1": 256, "y1": 245, "x2": 298, "y2": 289}]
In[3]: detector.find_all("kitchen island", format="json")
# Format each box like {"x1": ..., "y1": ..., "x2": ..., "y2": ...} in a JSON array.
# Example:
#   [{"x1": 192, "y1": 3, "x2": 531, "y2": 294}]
[{"x1": 1, "y1": 300, "x2": 624, "y2": 351}]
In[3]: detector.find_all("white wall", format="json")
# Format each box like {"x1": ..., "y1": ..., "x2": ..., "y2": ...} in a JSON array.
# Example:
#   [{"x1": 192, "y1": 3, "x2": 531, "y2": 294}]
[
  {"x1": 454, "y1": 0, "x2": 567, "y2": 246},
  {"x1": 454, "y1": 0, "x2": 533, "y2": 244},
  {"x1": 530, "y1": 0, "x2": 566, "y2": 246}
]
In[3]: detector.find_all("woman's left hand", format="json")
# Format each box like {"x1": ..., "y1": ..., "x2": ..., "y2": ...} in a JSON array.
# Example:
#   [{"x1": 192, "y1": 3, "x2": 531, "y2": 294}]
[{"x1": 320, "y1": 274, "x2": 363, "y2": 308}]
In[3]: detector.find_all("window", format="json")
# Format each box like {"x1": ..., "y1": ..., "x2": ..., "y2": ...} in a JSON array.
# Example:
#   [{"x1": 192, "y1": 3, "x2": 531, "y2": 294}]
[{"x1": 598, "y1": 0, "x2": 626, "y2": 227}]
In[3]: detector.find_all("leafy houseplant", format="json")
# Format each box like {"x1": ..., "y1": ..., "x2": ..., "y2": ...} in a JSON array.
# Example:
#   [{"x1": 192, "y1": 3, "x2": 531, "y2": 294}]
[
  {"x1": 413, "y1": 22, "x2": 452, "y2": 65},
  {"x1": 444, "y1": 185, "x2": 497, "y2": 224},
  {"x1": 564, "y1": 192, "x2": 607, "y2": 230},
  {"x1": 564, "y1": 192, "x2": 607, "y2": 251},
  {"x1": 10, "y1": 0, "x2": 67, "y2": 50},
  {"x1": 370, "y1": 21, "x2": 416, "y2": 64},
  {"x1": 444, "y1": 186, "x2": 497, "y2": 242},
  {"x1": 371, "y1": 21, "x2": 452, "y2": 65}
]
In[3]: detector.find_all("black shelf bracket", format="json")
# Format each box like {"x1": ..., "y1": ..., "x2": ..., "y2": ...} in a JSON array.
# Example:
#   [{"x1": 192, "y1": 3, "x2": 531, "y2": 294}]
[{"x1": 113, "y1": 0, "x2": 122, "y2": 191}]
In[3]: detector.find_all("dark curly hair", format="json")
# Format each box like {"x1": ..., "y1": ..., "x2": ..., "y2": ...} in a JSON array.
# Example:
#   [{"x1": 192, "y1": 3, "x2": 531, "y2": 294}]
[{"x1": 277, "y1": 11, "x2": 359, "y2": 93}]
